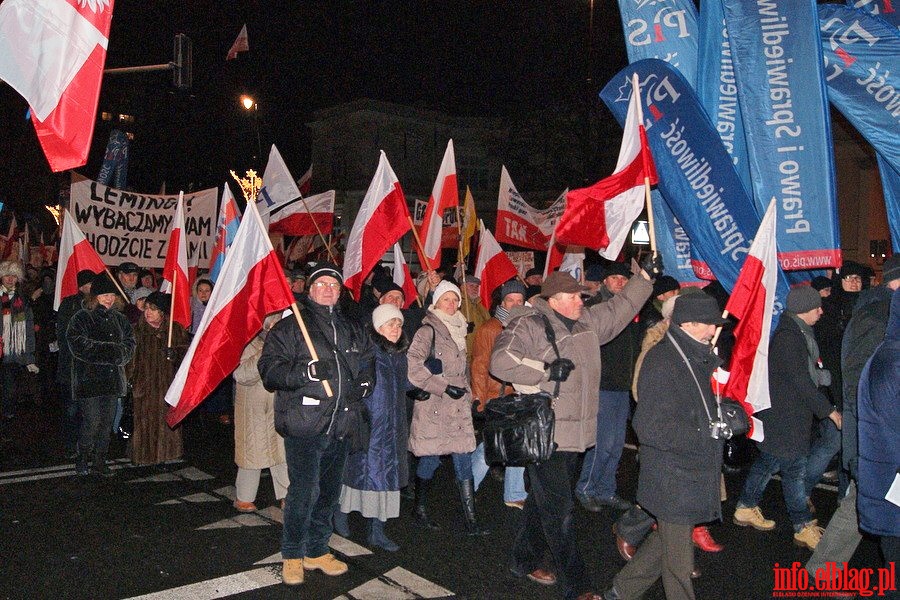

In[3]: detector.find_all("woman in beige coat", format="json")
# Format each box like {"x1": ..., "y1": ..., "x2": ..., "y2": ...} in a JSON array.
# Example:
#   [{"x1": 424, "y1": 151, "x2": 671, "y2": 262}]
[
  {"x1": 232, "y1": 314, "x2": 289, "y2": 512},
  {"x1": 407, "y1": 280, "x2": 487, "y2": 536}
]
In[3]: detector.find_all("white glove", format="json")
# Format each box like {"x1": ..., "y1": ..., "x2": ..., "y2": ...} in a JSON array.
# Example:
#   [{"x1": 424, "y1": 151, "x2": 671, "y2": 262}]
[
  {"x1": 26, "y1": 364, "x2": 39, "y2": 374},
  {"x1": 49, "y1": 341, "x2": 59, "y2": 353}
]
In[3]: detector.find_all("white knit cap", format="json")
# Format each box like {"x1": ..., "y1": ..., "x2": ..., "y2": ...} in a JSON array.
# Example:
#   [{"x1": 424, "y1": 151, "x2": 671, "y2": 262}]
[
  {"x1": 431, "y1": 280, "x2": 462, "y2": 309},
  {"x1": 372, "y1": 303, "x2": 404, "y2": 331}
]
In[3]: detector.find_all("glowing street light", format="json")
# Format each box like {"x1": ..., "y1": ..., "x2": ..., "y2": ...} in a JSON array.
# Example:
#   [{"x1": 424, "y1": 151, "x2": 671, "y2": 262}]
[
  {"x1": 240, "y1": 95, "x2": 256, "y2": 110},
  {"x1": 239, "y1": 95, "x2": 262, "y2": 164}
]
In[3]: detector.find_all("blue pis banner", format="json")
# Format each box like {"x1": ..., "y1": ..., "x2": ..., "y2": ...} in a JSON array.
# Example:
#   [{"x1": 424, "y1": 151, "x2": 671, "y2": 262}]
[
  {"x1": 877, "y1": 154, "x2": 900, "y2": 251},
  {"x1": 722, "y1": 0, "x2": 842, "y2": 271},
  {"x1": 648, "y1": 189, "x2": 704, "y2": 285},
  {"x1": 696, "y1": 0, "x2": 752, "y2": 195},
  {"x1": 820, "y1": 4, "x2": 900, "y2": 173},
  {"x1": 96, "y1": 129, "x2": 130, "y2": 190},
  {"x1": 600, "y1": 59, "x2": 768, "y2": 292},
  {"x1": 616, "y1": 0, "x2": 700, "y2": 84},
  {"x1": 846, "y1": 0, "x2": 900, "y2": 29}
]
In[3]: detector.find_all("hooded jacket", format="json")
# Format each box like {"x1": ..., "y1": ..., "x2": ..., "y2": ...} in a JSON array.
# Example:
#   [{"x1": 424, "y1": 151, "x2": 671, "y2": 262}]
[{"x1": 490, "y1": 275, "x2": 651, "y2": 452}]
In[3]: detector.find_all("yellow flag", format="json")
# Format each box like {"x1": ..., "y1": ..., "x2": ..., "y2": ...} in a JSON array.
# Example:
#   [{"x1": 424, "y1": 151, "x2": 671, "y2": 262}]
[{"x1": 460, "y1": 186, "x2": 477, "y2": 260}]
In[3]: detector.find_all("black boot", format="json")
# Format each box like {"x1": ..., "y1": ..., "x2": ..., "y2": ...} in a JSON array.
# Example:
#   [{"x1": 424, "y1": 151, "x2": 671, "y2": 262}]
[
  {"x1": 333, "y1": 510, "x2": 350, "y2": 537},
  {"x1": 368, "y1": 518, "x2": 399, "y2": 551},
  {"x1": 75, "y1": 450, "x2": 89, "y2": 476},
  {"x1": 458, "y1": 478, "x2": 490, "y2": 536},
  {"x1": 92, "y1": 450, "x2": 113, "y2": 477},
  {"x1": 413, "y1": 476, "x2": 439, "y2": 530}
]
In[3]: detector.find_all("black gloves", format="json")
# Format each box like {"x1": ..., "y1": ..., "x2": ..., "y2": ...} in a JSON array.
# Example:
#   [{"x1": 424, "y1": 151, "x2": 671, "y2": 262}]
[
  {"x1": 445, "y1": 385, "x2": 467, "y2": 399},
  {"x1": 407, "y1": 388, "x2": 431, "y2": 401},
  {"x1": 546, "y1": 358, "x2": 575, "y2": 382},
  {"x1": 306, "y1": 359, "x2": 336, "y2": 382},
  {"x1": 640, "y1": 252, "x2": 664, "y2": 278}
]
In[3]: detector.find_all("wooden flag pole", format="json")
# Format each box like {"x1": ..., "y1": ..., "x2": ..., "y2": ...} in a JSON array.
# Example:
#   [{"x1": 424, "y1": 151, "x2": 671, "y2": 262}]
[
  {"x1": 644, "y1": 177, "x2": 658, "y2": 255},
  {"x1": 166, "y1": 262, "x2": 176, "y2": 349},
  {"x1": 455, "y1": 204, "x2": 471, "y2": 321},
  {"x1": 709, "y1": 310, "x2": 730, "y2": 348},
  {"x1": 103, "y1": 267, "x2": 129, "y2": 302},
  {"x1": 407, "y1": 216, "x2": 433, "y2": 273},
  {"x1": 289, "y1": 301, "x2": 334, "y2": 398}
]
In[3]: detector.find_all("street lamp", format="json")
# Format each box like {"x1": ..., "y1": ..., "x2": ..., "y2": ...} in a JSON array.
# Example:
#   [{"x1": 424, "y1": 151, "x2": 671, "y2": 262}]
[{"x1": 239, "y1": 95, "x2": 262, "y2": 164}]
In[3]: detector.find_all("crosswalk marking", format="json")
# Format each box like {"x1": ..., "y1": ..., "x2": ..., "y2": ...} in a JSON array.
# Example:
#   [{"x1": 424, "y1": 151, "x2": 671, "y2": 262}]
[
  {"x1": 335, "y1": 567, "x2": 453, "y2": 600},
  {"x1": 123, "y1": 566, "x2": 282, "y2": 599},
  {"x1": 0, "y1": 459, "x2": 132, "y2": 485}
]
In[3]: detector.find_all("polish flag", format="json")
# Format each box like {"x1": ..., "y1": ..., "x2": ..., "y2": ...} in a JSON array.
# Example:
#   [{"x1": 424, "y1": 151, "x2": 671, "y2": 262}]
[
  {"x1": 417, "y1": 140, "x2": 458, "y2": 270},
  {"x1": 208, "y1": 184, "x2": 242, "y2": 284},
  {"x1": 160, "y1": 193, "x2": 192, "y2": 330},
  {"x1": 256, "y1": 145, "x2": 301, "y2": 228},
  {"x1": 53, "y1": 211, "x2": 106, "y2": 310},
  {"x1": 474, "y1": 221, "x2": 519, "y2": 309},
  {"x1": 226, "y1": 24, "x2": 249, "y2": 60},
  {"x1": 268, "y1": 190, "x2": 335, "y2": 236},
  {"x1": 723, "y1": 198, "x2": 779, "y2": 442},
  {"x1": 555, "y1": 73, "x2": 657, "y2": 258},
  {"x1": 343, "y1": 151, "x2": 412, "y2": 300},
  {"x1": 165, "y1": 201, "x2": 294, "y2": 427},
  {"x1": 296, "y1": 164, "x2": 312, "y2": 197},
  {"x1": 392, "y1": 243, "x2": 417, "y2": 309},
  {"x1": 0, "y1": 0, "x2": 114, "y2": 172}
]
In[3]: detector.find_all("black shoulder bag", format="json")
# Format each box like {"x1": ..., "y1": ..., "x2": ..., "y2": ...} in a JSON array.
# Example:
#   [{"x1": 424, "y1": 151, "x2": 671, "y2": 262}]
[
  {"x1": 407, "y1": 325, "x2": 440, "y2": 401},
  {"x1": 482, "y1": 314, "x2": 559, "y2": 467}
]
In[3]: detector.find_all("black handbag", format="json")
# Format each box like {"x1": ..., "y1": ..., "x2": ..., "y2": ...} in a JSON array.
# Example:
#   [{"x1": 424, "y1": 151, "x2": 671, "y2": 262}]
[
  {"x1": 483, "y1": 314, "x2": 560, "y2": 466},
  {"x1": 408, "y1": 325, "x2": 441, "y2": 401}
]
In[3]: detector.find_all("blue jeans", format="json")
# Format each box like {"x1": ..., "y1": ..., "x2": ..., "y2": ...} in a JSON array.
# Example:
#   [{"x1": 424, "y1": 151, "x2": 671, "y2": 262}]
[
  {"x1": 471, "y1": 442, "x2": 527, "y2": 502},
  {"x1": 576, "y1": 390, "x2": 630, "y2": 500},
  {"x1": 416, "y1": 452, "x2": 474, "y2": 481},
  {"x1": 804, "y1": 418, "x2": 841, "y2": 496},
  {"x1": 282, "y1": 434, "x2": 349, "y2": 559},
  {"x1": 739, "y1": 451, "x2": 812, "y2": 530}
]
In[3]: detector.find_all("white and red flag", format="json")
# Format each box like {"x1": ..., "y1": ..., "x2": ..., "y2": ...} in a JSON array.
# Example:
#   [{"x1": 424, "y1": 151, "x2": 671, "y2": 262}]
[
  {"x1": 343, "y1": 151, "x2": 412, "y2": 300},
  {"x1": 555, "y1": 74, "x2": 657, "y2": 258},
  {"x1": 0, "y1": 0, "x2": 114, "y2": 172},
  {"x1": 256, "y1": 145, "x2": 301, "y2": 228},
  {"x1": 417, "y1": 139, "x2": 458, "y2": 270},
  {"x1": 392, "y1": 243, "x2": 417, "y2": 309},
  {"x1": 474, "y1": 221, "x2": 519, "y2": 309},
  {"x1": 268, "y1": 190, "x2": 335, "y2": 236},
  {"x1": 160, "y1": 193, "x2": 192, "y2": 330},
  {"x1": 165, "y1": 200, "x2": 294, "y2": 427},
  {"x1": 226, "y1": 23, "x2": 248, "y2": 60},
  {"x1": 723, "y1": 198, "x2": 779, "y2": 442},
  {"x1": 496, "y1": 168, "x2": 566, "y2": 250},
  {"x1": 296, "y1": 164, "x2": 312, "y2": 197},
  {"x1": 53, "y1": 211, "x2": 106, "y2": 310},
  {"x1": 208, "y1": 184, "x2": 242, "y2": 284}
]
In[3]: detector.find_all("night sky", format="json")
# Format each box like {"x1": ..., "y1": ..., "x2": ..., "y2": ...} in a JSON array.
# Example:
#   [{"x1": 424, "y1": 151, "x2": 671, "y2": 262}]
[{"x1": 0, "y1": 1, "x2": 628, "y2": 214}]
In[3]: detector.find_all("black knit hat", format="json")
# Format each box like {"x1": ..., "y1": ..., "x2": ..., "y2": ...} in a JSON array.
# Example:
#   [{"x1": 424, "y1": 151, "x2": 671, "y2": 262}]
[
  {"x1": 602, "y1": 261, "x2": 631, "y2": 279},
  {"x1": 77, "y1": 270, "x2": 96, "y2": 288},
  {"x1": 91, "y1": 272, "x2": 120, "y2": 297},
  {"x1": 145, "y1": 291, "x2": 171, "y2": 315},
  {"x1": 786, "y1": 286, "x2": 821, "y2": 314},
  {"x1": 306, "y1": 262, "x2": 343, "y2": 286},
  {"x1": 653, "y1": 275, "x2": 680, "y2": 297},
  {"x1": 671, "y1": 294, "x2": 728, "y2": 326}
]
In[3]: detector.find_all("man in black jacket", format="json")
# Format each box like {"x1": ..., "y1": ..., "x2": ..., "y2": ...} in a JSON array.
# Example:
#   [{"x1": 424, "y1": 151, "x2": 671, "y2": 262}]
[
  {"x1": 733, "y1": 286, "x2": 841, "y2": 551},
  {"x1": 258, "y1": 262, "x2": 374, "y2": 586}
]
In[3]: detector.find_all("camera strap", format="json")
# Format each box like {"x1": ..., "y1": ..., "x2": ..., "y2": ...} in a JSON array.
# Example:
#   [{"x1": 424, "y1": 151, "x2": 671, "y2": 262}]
[
  {"x1": 665, "y1": 330, "x2": 721, "y2": 425},
  {"x1": 539, "y1": 314, "x2": 562, "y2": 399}
]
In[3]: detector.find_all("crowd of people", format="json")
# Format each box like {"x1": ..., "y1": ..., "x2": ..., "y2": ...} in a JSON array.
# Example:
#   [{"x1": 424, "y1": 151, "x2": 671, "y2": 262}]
[{"x1": 0, "y1": 250, "x2": 897, "y2": 599}]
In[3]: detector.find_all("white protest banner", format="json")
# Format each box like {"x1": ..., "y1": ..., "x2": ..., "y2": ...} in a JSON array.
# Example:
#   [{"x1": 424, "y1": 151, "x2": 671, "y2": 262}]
[
  {"x1": 495, "y1": 166, "x2": 566, "y2": 250},
  {"x1": 506, "y1": 251, "x2": 535, "y2": 279},
  {"x1": 69, "y1": 175, "x2": 217, "y2": 268},
  {"x1": 413, "y1": 198, "x2": 458, "y2": 249}
]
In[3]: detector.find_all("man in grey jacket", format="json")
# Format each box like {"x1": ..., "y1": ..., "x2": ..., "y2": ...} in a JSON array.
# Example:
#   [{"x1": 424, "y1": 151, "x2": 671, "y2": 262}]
[{"x1": 491, "y1": 263, "x2": 654, "y2": 600}]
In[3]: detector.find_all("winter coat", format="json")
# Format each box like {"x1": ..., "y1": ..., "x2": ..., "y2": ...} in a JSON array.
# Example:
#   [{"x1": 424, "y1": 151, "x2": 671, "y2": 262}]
[
  {"x1": 67, "y1": 304, "x2": 135, "y2": 399},
  {"x1": 258, "y1": 296, "x2": 375, "y2": 441},
  {"x1": 56, "y1": 293, "x2": 85, "y2": 384},
  {"x1": 408, "y1": 311, "x2": 476, "y2": 456},
  {"x1": 343, "y1": 338, "x2": 410, "y2": 491},
  {"x1": 857, "y1": 289, "x2": 900, "y2": 537},
  {"x1": 470, "y1": 317, "x2": 504, "y2": 410},
  {"x1": 631, "y1": 319, "x2": 669, "y2": 401},
  {"x1": 840, "y1": 285, "x2": 892, "y2": 479},
  {"x1": 758, "y1": 315, "x2": 834, "y2": 459},
  {"x1": 633, "y1": 325, "x2": 724, "y2": 525},
  {"x1": 233, "y1": 336, "x2": 286, "y2": 470},
  {"x1": 490, "y1": 275, "x2": 652, "y2": 452},
  {"x1": 586, "y1": 287, "x2": 643, "y2": 392},
  {"x1": 127, "y1": 318, "x2": 189, "y2": 465}
]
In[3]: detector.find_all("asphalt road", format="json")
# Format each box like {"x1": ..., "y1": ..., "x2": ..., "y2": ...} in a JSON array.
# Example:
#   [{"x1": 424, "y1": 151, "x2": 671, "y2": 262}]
[{"x1": 0, "y1": 395, "x2": 886, "y2": 600}]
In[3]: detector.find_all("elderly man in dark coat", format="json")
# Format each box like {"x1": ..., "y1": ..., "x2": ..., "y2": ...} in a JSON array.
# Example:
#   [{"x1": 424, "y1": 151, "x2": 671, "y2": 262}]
[{"x1": 604, "y1": 294, "x2": 727, "y2": 600}]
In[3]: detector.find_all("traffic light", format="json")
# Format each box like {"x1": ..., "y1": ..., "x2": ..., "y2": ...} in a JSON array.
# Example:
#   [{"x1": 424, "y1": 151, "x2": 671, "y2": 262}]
[{"x1": 173, "y1": 34, "x2": 192, "y2": 90}]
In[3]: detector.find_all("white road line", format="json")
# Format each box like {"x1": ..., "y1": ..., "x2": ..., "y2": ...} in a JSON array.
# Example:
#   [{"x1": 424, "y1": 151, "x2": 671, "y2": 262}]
[
  {"x1": 337, "y1": 567, "x2": 453, "y2": 600},
  {"x1": 123, "y1": 566, "x2": 282, "y2": 599},
  {"x1": 0, "y1": 462, "x2": 131, "y2": 485},
  {"x1": 0, "y1": 458, "x2": 129, "y2": 479}
]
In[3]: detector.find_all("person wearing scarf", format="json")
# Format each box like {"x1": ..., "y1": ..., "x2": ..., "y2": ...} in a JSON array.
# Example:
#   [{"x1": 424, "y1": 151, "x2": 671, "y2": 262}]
[{"x1": 0, "y1": 261, "x2": 38, "y2": 421}]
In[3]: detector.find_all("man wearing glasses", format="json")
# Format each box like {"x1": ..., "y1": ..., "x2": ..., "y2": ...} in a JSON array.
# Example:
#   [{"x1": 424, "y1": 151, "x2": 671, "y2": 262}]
[{"x1": 258, "y1": 262, "x2": 374, "y2": 586}]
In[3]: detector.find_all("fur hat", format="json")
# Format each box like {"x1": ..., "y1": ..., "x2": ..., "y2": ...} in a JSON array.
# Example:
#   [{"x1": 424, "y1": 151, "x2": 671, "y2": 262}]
[
  {"x1": 145, "y1": 291, "x2": 171, "y2": 315},
  {"x1": 0, "y1": 260, "x2": 25, "y2": 281},
  {"x1": 786, "y1": 286, "x2": 822, "y2": 314},
  {"x1": 91, "y1": 272, "x2": 120, "y2": 297},
  {"x1": 431, "y1": 280, "x2": 462, "y2": 309},
  {"x1": 77, "y1": 270, "x2": 96, "y2": 288},
  {"x1": 372, "y1": 303, "x2": 404, "y2": 330}
]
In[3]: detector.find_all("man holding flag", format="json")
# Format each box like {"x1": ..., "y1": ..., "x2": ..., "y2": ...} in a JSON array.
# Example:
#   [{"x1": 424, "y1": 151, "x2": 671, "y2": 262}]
[{"x1": 258, "y1": 263, "x2": 375, "y2": 586}]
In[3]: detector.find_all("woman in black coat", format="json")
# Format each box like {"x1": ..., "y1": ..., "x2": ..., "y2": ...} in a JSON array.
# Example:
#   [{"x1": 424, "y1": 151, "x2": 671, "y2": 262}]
[
  {"x1": 67, "y1": 272, "x2": 135, "y2": 476},
  {"x1": 334, "y1": 304, "x2": 410, "y2": 551}
]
